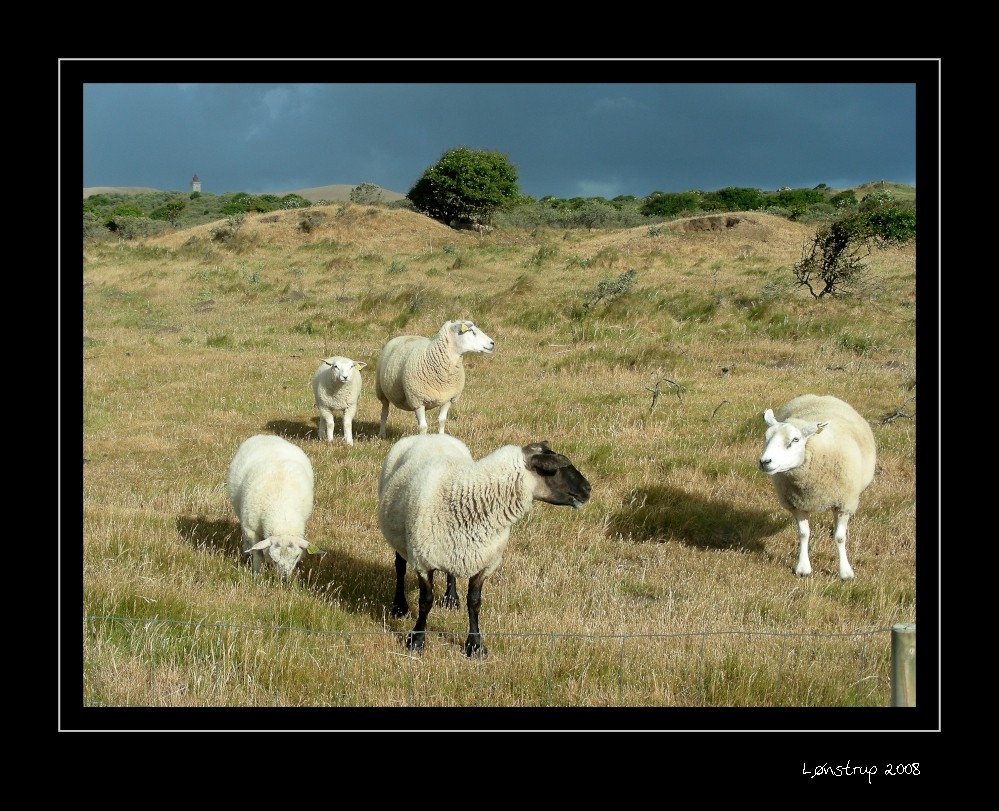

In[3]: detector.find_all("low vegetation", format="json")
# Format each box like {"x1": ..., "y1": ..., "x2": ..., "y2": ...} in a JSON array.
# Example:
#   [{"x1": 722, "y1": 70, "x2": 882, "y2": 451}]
[{"x1": 80, "y1": 195, "x2": 921, "y2": 720}]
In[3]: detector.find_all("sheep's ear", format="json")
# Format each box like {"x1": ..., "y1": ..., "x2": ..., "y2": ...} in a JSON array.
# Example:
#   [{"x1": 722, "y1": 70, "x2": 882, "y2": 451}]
[
  {"x1": 801, "y1": 421, "x2": 827, "y2": 438},
  {"x1": 355, "y1": 361, "x2": 367, "y2": 370},
  {"x1": 249, "y1": 539, "x2": 272, "y2": 551},
  {"x1": 523, "y1": 440, "x2": 552, "y2": 454},
  {"x1": 322, "y1": 359, "x2": 333, "y2": 367},
  {"x1": 763, "y1": 409, "x2": 777, "y2": 427}
]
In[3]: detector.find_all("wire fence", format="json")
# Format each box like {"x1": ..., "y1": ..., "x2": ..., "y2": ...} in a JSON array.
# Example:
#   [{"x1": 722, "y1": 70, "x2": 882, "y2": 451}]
[{"x1": 81, "y1": 614, "x2": 915, "y2": 709}]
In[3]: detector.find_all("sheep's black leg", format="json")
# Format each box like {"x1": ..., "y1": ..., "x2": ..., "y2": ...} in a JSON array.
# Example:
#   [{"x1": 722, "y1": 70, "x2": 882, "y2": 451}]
[
  {"x1": 391, "y1": 552, "x2": 409, "y2": 617},
  {"x1": 463, "y1": 571, "x2": 488, "y2": 659},
  {"x1": 439, "y1": 573, "x2": 460, "y2": 609},
  {"x1": 406, "y1": 570, "x2": 434, "y2": 653}
]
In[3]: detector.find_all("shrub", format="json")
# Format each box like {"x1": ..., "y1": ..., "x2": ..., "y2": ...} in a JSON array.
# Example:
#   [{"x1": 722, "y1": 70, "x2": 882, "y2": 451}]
[
  {"x1": 582, "y1": 268, "x2": 637, "y2": 312},
  {"x1": 210, "y1": 213, "x2": 246, "y2": 244},
  {"x1": 792, "y1": 196, "x2": 915, "y2": 298},
  {"x1": 350, "y1": 183, "x2": 383, "y2": 204}
]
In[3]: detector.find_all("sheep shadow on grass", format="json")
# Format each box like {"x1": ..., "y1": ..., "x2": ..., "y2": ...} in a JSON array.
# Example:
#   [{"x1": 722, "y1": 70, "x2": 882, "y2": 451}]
[
  {"x1": 264, "y1": 417, "x2": 385, "y2": 444},
  {"x1": 607, "y1": 484, "x2": 784, "y2": 553},
  {"x1": 175, "y1": 514, "x2": 243, "y2": 561},
  {"x1": 172, "y1": 513, "x2": 496, "y2": 654},
  {"x1": 294, "y1": 547, "x2": 460, "y2": 624}
]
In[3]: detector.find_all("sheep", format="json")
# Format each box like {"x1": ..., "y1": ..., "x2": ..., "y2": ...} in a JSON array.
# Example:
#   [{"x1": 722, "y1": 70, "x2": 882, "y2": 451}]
[
  {"x1": 758, "y1": 394, "x2": 876, "y2": 580},
  {"x1": 374, "y1": 319, "x2": 495, "y2": 439},
  {"x1": 377, "y1": 434, "x2": 592, "y2": 658},
  {"x1": 225, "y1": 434, "x2": 315, "y2": 579},
  {"x1": 312, "y1": 356, "x2": 367, "y2": 445}
]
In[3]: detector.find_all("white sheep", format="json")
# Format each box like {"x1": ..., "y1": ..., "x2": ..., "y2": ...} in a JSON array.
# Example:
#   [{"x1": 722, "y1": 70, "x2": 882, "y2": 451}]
[
  {"x1": 374, "y1": 319, "x2": 495, "y2": 439},
  {"x1": 377, "y1": 434, "x2": 591, "y2": 657},
  {"x1": 758, "y1": 394, "x2": 877, "y2": 580},
  {"x1": 312, "y1": 356, "x2": 367, "y2": 445},
  {"x1": 225, "y1": 434, "x2": 315, "y2": 579}
]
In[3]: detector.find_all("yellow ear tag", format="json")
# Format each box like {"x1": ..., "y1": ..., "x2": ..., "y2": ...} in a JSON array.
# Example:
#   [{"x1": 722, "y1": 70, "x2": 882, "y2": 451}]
[
  {"x1": 307, "y1": 544, "x2": 319, "y2": 555},
  {"x1": 459, "y1": 322, "x2": 470, "y2": 334}
]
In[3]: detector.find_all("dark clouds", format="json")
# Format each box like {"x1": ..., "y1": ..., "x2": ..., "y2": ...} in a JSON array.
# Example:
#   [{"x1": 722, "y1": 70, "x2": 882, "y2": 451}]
[{"x1": 81, "y1": 78, "x2": 921, "y2": 200}]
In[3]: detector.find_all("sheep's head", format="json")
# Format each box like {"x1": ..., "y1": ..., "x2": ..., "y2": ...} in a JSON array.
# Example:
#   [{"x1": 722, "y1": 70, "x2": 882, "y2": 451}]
[
  {"x1": 523, "y1": 441, "x2": 592, "y2": 509},
  {"x1": 758, "y1": 409, "x2": 829, "y2": 475},
  {"x1": 449, "y1": 320, "x2": 495, "y2": 355},
  {"x1": 248, "y1": 535, "x2": 312, "y2": 579},
  {"x1": 323, "y1": 357, "x2": 366, "y2": 384}
]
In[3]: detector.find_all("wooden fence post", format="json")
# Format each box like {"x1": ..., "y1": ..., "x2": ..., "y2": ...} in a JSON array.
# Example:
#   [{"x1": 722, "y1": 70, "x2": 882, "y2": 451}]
[{"x1": 891, "y1": 622, "x2": 916, "y2": 707}]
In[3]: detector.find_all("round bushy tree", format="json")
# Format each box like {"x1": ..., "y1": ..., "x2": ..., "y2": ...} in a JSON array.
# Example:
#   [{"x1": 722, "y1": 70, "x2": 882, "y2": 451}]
[{"x1": 408, "y1": 146, "x2": 520, "y2": 226}]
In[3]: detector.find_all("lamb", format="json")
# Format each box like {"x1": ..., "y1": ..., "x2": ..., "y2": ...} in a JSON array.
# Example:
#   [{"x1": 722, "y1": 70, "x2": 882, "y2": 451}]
[
  {"x1": 377, "y1": 434, "x2": 591, "y2": 657},
  {"x1": 374, "y1": 319, "x2": 495, "y2": 439},
  {"x1": 312, "y1": 356, "x2": 367, "y2": 445},
  {"x1": 758, "y1": 394, "x2": 877, "y2": 580},
  {"x1": 225, "y1": 434, "x2": 315, "y2": 579}
]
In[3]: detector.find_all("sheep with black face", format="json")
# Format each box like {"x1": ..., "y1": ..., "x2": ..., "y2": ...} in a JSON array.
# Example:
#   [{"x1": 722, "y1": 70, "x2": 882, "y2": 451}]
[{"x1": 377, "y1": 434, "x2": 591, "y2": 657}]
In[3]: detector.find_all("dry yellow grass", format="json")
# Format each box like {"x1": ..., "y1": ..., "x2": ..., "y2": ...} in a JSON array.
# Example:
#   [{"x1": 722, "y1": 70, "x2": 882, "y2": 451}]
[{"x1": 76, "y1": 203, "x2": 930, "y2": 728}]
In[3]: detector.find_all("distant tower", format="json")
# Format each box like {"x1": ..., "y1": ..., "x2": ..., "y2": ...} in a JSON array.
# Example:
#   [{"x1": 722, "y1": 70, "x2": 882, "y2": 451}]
[{"x1": 191, "y1": 174, "x2": 201, "y2": 193}]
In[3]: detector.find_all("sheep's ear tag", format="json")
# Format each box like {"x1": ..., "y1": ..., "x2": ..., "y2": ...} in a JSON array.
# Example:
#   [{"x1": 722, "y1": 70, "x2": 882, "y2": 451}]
[
  {"x1": 307, "y1": 543, "x2": 319, "y2": 555},
  {"x1": 459, "y1": 322, "x2": 470, "y2": 334},
  {"x1": 814, "y1": 421, "x2": 829, "y2": 435}
]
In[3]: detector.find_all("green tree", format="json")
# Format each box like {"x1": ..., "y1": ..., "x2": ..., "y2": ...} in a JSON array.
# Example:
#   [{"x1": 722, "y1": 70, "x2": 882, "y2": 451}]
[
  {"x1": 829, "y1": 190, "x2": 858, "y2": 209},
  {"x1": 640, "y1": 191, "x2": 701, "y2": 218},
  {"x1": 279, "y1": 194, "x2": 309, "y2": 210},
  {"x1": 150, "y1": 198, "x2": 187, "y2": 227},
  {"x1": 407, "y1": 146, "x2": 520, "y2": 226},
  {"x1": 111, "y1": 202, "x2": 143, "y2": 219},
  {"x1": 350, "y1": 183, "x2": 383, "y2": 204},
  {"x1": 792, "y1": 195, "x2": 916, "y2": 298},
  {"x1": 701, "y1": 186, "x2": 764, "y2": 212},
  {"x1": 858, "y1": 192, "x2": 917, "y2": 244}
]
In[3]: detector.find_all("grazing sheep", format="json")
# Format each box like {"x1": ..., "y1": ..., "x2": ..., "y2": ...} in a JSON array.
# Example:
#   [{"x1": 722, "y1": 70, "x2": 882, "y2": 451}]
[
  {"x1": 312, "y1": 356, "x2": 367, "y2": 445},
  {"x1": 377, "y1": 434, "x2": 591, "y2": 657},
  {"x1": 225, "y1": 434, "x2": 315, "y2": 579},
  {"x1": 758, "y1": 394, "x2": 876, "y2": 580},
  {"x1": 374, "y1": 319, "x2": 495, "y2": 439}
]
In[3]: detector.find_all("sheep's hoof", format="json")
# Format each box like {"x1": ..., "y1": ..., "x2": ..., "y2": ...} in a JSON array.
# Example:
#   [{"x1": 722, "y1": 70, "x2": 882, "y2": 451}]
[
  {"x1": 438, "y1": 594, "x2": 460, "y2": 610},
  {"x1": 404, "y1": 632, "x2": 425, "y2": 653},
  {"x1": 390, "y1": 603, "x2": 409, "y2": 618}
]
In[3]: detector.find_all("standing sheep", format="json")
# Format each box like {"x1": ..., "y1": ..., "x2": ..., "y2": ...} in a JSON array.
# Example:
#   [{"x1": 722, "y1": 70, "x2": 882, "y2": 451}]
[
  {"x1": 758, "y1": 394, "x2": 876, "y2": 580},
  {"x1": 225, "y1": 434, "x2": 315, "y2": 579},
  {"x1": 312, "y1": 356, "x2": 367, "y2": 445},
  {"x1": 378, "y1": 434, "x2": 591, "y2": 658},
  {"x1": 374, "y1": 319, "x2": 495, "y2": 439}
]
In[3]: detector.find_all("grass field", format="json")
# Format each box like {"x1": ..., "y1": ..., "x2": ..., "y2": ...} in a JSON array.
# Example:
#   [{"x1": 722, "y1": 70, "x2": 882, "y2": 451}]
[{"x1": 74, "y1": 201, "x2": 933, "y2": 729}]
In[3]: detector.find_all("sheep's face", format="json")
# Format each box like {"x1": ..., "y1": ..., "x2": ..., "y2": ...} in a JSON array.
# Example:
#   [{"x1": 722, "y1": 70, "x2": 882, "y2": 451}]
[
  {"x1": 324, "y1": 358, "x2": 366, "y2": 384},
  {"x1": 523, "y1": 442, "x2": 592, "y2": 509},
  {"x1": 452, "y1": 321, "x2": 495, "y2": 355},
  {"x1": 758, "y1": 410, "x2": 827, "y2": 475},
  {"x1": 250, "y1": 536, "x2": 312, "y2": 579}
]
